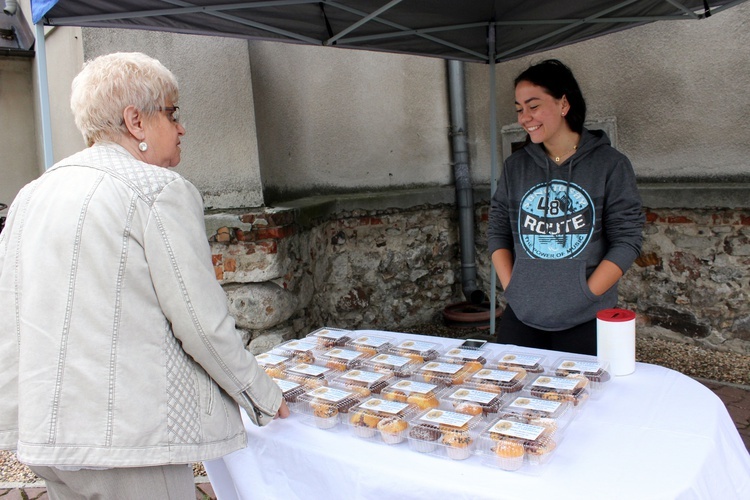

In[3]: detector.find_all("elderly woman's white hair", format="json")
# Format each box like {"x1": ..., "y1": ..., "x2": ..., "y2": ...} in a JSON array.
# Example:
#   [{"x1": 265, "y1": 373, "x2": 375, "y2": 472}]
[{"x1": 71, "y1": 52, "x2": 179, "y2": 147}]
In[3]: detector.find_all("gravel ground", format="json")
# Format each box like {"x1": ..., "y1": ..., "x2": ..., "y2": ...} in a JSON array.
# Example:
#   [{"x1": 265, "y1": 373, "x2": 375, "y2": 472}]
[{"x1": 3, "y1": 321, "x2": 748, "y2": 485}]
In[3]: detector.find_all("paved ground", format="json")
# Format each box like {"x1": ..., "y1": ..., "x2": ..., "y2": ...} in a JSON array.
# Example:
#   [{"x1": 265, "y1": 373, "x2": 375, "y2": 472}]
[
  {"x1": 0, "y1": 479, "x2": 216, "y2": 499},
  {"x1": 1, "y1": 377, "x2": 747, "y2": 499}
]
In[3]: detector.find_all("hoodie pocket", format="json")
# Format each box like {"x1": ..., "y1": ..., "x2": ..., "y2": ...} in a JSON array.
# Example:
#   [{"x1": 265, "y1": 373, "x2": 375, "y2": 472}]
[{"x1": 504, "y1": 258, "x2": 602, "y2": 331}]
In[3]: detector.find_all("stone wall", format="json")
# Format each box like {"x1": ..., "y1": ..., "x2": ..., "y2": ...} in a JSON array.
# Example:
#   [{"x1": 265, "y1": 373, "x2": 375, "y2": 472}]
[
  {"x1": 620, "y1": 209, "x2": 750, "y2": 353},
  {"x1": 208, "y1": 191, "x2": 750, "y2": 356}
]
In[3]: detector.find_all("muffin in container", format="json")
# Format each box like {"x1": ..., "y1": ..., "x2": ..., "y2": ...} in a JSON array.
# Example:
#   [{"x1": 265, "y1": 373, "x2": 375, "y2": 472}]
[
  {"x1": 306, "y1": 327, "x2": 353, "y2": 349},
  {"x1": 387, "y1": 339, "x2": 442, "y2": 363},
  {"x1": 345, "y1": 334, "x2": 395, "y2": 356},
  {"x1": 407, "y1": 409, "x2": 481, "y2": 459},
  {"x1": 296, "y1": 386, "x2": 365, "y2": 430}
]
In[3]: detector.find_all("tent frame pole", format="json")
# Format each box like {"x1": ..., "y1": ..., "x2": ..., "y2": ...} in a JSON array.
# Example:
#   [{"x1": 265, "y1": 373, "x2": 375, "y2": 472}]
[
  {"x1": 35, "y1": 22, "x2": 54, "y2": 170},
  {"x1": 488, "y1": 23, "x2": 499, "y2": 337}
]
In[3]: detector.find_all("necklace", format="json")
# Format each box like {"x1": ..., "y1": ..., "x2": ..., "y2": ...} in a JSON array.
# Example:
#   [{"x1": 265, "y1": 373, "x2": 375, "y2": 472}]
[{"x1": 548, "y1": 144, "x2": 578, "y2": 163}]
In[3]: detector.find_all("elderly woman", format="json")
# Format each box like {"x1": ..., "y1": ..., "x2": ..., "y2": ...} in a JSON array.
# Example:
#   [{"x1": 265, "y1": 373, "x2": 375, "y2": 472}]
[{"x1": 0, "y1": 52, "x2": 288, "y2": 498}]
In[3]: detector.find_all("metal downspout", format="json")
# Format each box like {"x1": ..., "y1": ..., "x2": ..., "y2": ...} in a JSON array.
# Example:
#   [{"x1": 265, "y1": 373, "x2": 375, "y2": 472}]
[
  {"x1": 35, "y1": 22, "x2": 54, "y2": 169},
  {"x1": 447, "y1": 59, "x2": 486, "y2": 305}
]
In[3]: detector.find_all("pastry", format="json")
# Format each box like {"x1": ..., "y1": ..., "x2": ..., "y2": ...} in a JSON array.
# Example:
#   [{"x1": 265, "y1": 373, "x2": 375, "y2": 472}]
[
  {"x1": 311, "y1": 402, "x2": 338, "y2": 429},
  {"x1": 264, "y1": 366, "x2": 286, "y2": 379},
  {"x1": 525, "y1": 437, "x2": 557, "y2": 465},
  {"x1": 497, "y1": 353, "x2": 544, "y2": 374},
  {"x1": 406, "y1": 393, "x2": 440, "y2": 410},
  {"x1": 555, "y1": 363, "x2": 611, "y2": 383},
  {"x1": 383, "y1": 390, "x2": 408, "y2": 403},
  {"x1": 282, "y1": 385, "x2": 305, "y2": 403},
  {"x1": 336, "y1": 397, "x2": 360, "y2": 414},
  {"x1": 454, "y1": 402, "x2": 483, "y2": 417},
  {"x1": 349, "y1": 410, "x2": 381, "y2": 438},
  {"x1": 408, "y1": 423, "x2": 441, "y2": 453},
  {"x1": 292, "y1": 351, "x2": 315, "y2": 364},
  {"x1": 493, "y1": 440, "x2": 525, "y2": 471},
  {"x1": 370, "y1": 380, "x2": 389, "y2": 394},
  {"x1": 528, "y1": 417, "x2": 557, "y2": 433},
  {"x1": 377, "y1": 417, "x2": 408, "y2": 444},
  {"x1": 464, "y1": 360, "x2": 485, "y2": 373},
  {"x1": 326, "y1": 360, "x2": 349, "y2": 371},
  {"x1": 345, "y1": 385, "x2": 372, "y2": 399},
  {"x1": 441, "y1": 431, "x2": 473, "y2": 460}
]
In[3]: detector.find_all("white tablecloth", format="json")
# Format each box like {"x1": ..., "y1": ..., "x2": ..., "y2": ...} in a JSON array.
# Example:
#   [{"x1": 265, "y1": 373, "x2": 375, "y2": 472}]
[{"x1": 204, "y1": 331, "x2": 750, "y2": 500}]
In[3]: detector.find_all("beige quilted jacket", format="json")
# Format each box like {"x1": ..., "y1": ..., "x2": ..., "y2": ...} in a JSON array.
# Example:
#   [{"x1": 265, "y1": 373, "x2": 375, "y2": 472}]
[{"x1": 0, "y1": 144, "x2": 281, "y2": 467}]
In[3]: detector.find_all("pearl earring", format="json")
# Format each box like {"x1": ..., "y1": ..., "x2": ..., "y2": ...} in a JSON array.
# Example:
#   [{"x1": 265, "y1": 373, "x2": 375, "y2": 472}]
[{"x1": 138, "y1": 142, "x2": 148, "y2": 152}]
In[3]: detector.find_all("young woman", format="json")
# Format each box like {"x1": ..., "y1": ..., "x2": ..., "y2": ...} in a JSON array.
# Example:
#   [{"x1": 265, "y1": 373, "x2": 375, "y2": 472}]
[{"x1": 488, "y1": 59, "x2": 644, "y2": 355}]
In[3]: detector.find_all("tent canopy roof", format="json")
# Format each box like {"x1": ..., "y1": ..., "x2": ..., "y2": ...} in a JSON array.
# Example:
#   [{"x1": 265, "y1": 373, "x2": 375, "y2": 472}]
[{"x1": 31, "y1": 0, "x2": 748, "y2": 63}]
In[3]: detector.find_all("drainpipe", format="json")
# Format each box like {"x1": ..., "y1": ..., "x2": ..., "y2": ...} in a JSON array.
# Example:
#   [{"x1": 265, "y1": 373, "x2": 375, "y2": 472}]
[{"x1": 447, "y1": 59, "x2": 486, "y2": 305}]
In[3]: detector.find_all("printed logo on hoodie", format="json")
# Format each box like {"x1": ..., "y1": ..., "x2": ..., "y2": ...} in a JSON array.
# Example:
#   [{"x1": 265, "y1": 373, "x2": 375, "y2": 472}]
[{"x1": 518, "y1": 180, "x2": 594, "y2": 259}]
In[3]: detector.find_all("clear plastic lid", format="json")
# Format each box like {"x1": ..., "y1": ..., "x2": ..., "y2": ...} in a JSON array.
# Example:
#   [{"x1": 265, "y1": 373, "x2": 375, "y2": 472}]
[
  {"x1": 526, "y1": 374, "x2": 590, "y2": 408},
  {"x1": 498, "y1": 393, "x2": 575, "y2": 431},
  {"x1": 464, "y1": 367, "x2": 527, "y2": 394},
  {"x1": 273, "y1": 377, "x2": 306, "y2": 405},
  {"x1": 255, "y1": 352, "x2": 291, "y2": 379},
  {"x1": 331, "y1": 369, "x2": 393, "y2": 397},
  {"x1": 295, "y1": 386, "x2": 366, "y2": 430},
  {"x1": 345, "y1": 333, "x2": 395, "y2": 355},
  {"x1": 270, "y1": 339, "x2": 319, "y2": 364},
  {"x1": 476, "y1": 417, "x2": 561, "y2": 471},
  {"x1": 439, "y1": 346, "x2": 490, "y2": 371},
  {"x1": 412, "y1": 361, "x2": 475, "y2": 387},
  {"x1": 284, "y1": 362, "x2": 337, "y2": 389},
  {"x1": 387, "y1": 339, "x2": 442, "y2": 362},
  {"x1": 360, "y1": 352, "x2": 422, "y2": 378},
  {"x1": 550, "y1": 356, "x2": 611, "y2": 396},
  {"x1": 494, "y1": 351, "x2": 547, "y2": 374},
  {"x1": 441, "y1": 386, "x2": 505, "y2": 417},
  {"x1": 345, "y1": 397, "x2": 416, "y2": 443},
  {"x1": 406, "y1": 409, "x2": 483, "y2": 460},
  {"x1": 380, "y1": 379, "x2": 443, "y2": 410},
  {"x1": 305, "y1": 327, "x2": 354, "y2": 349},
  {"x1": 318, "y1": 348, "x2": 372, "y2": 372}
]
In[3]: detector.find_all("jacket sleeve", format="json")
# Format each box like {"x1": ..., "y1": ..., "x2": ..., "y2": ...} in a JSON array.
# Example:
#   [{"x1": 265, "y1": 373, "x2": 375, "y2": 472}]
[
  {"x1": 144, "y1": 177, "x2": 282, "y2": 426},
  {"x1": 602, "y1": 156, "x2": 645, "y2": 273},
  {"x1": 487, "y1": 162, "x2": 515, "y2": 256}
]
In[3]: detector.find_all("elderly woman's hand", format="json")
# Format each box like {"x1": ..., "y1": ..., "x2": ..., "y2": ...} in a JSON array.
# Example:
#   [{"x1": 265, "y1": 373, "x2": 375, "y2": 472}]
[{"x1": 275, "y1": 400, "x2": 291, "y2": 419}]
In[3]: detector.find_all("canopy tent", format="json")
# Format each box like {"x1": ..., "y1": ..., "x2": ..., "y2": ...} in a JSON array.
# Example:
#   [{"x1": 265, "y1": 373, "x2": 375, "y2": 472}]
[
  {"x1": 27, "y1": 0, "x2": 750, "y2": 332},
  {"x1": 31, "y1": 0, "x2": 748, "y2": 64}
]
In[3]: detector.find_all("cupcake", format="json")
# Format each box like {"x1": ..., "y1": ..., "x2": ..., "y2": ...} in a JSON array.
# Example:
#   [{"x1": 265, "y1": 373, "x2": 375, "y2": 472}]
[
  {"x1": 526, "y1": 438, "x2": 557, "y2": 465},
  {"x1": 408, "y1": 423, "x2": 441, "y2": 453},
  {"x1": 349, "y1": 410, "x2": 381, "y2": 438},
  {"x1": 493, "y1": 440, "x2": 525, "y2": 471},
  {"x1": 311, "y1": 402, "x2": 339, "y2": 429},
  {"x1": 442, "y1": 431, "x2": 473, "y2": 460},
  {"x1": 377, "y1": 417, "x2": 408, "y2": 444}
]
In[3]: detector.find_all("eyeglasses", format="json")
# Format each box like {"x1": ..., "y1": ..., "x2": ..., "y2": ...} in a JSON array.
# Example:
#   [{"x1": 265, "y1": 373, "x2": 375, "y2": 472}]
[{"x1": 157, "y1": 106, "x2": 180, "y2": 123}]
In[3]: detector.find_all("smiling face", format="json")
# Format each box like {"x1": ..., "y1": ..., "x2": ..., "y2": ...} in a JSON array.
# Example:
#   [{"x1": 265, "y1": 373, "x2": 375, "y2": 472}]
[
  {"x1": 514, "y1": 80, "x2": 571, "y2": 146},
  {"x1": 142, "y1": 103, "x2": 185, "y2": 168}
]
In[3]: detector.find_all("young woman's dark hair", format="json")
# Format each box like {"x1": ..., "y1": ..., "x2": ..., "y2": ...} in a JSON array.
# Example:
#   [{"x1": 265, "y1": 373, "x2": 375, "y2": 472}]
[{"x1": 514, "y1": 59, "x2": 586, "y2": 134}]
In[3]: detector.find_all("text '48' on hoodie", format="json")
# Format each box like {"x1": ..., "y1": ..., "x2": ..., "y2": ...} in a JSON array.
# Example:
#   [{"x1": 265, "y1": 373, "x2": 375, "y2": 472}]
[{"x1": 488, "y1": 128, "x2": 644, "y2": 331}]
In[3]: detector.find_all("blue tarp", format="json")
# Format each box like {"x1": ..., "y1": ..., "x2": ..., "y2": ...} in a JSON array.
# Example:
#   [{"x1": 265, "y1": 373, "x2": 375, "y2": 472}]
[{"x1": 31, "y1": 0, "x2": 59, "y2": 24}]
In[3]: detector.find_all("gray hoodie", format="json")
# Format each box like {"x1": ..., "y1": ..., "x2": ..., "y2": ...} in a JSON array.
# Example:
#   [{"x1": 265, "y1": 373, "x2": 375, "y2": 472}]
[{"x1": 488, "y1": 128, "x2": 644, "y2": 331}]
